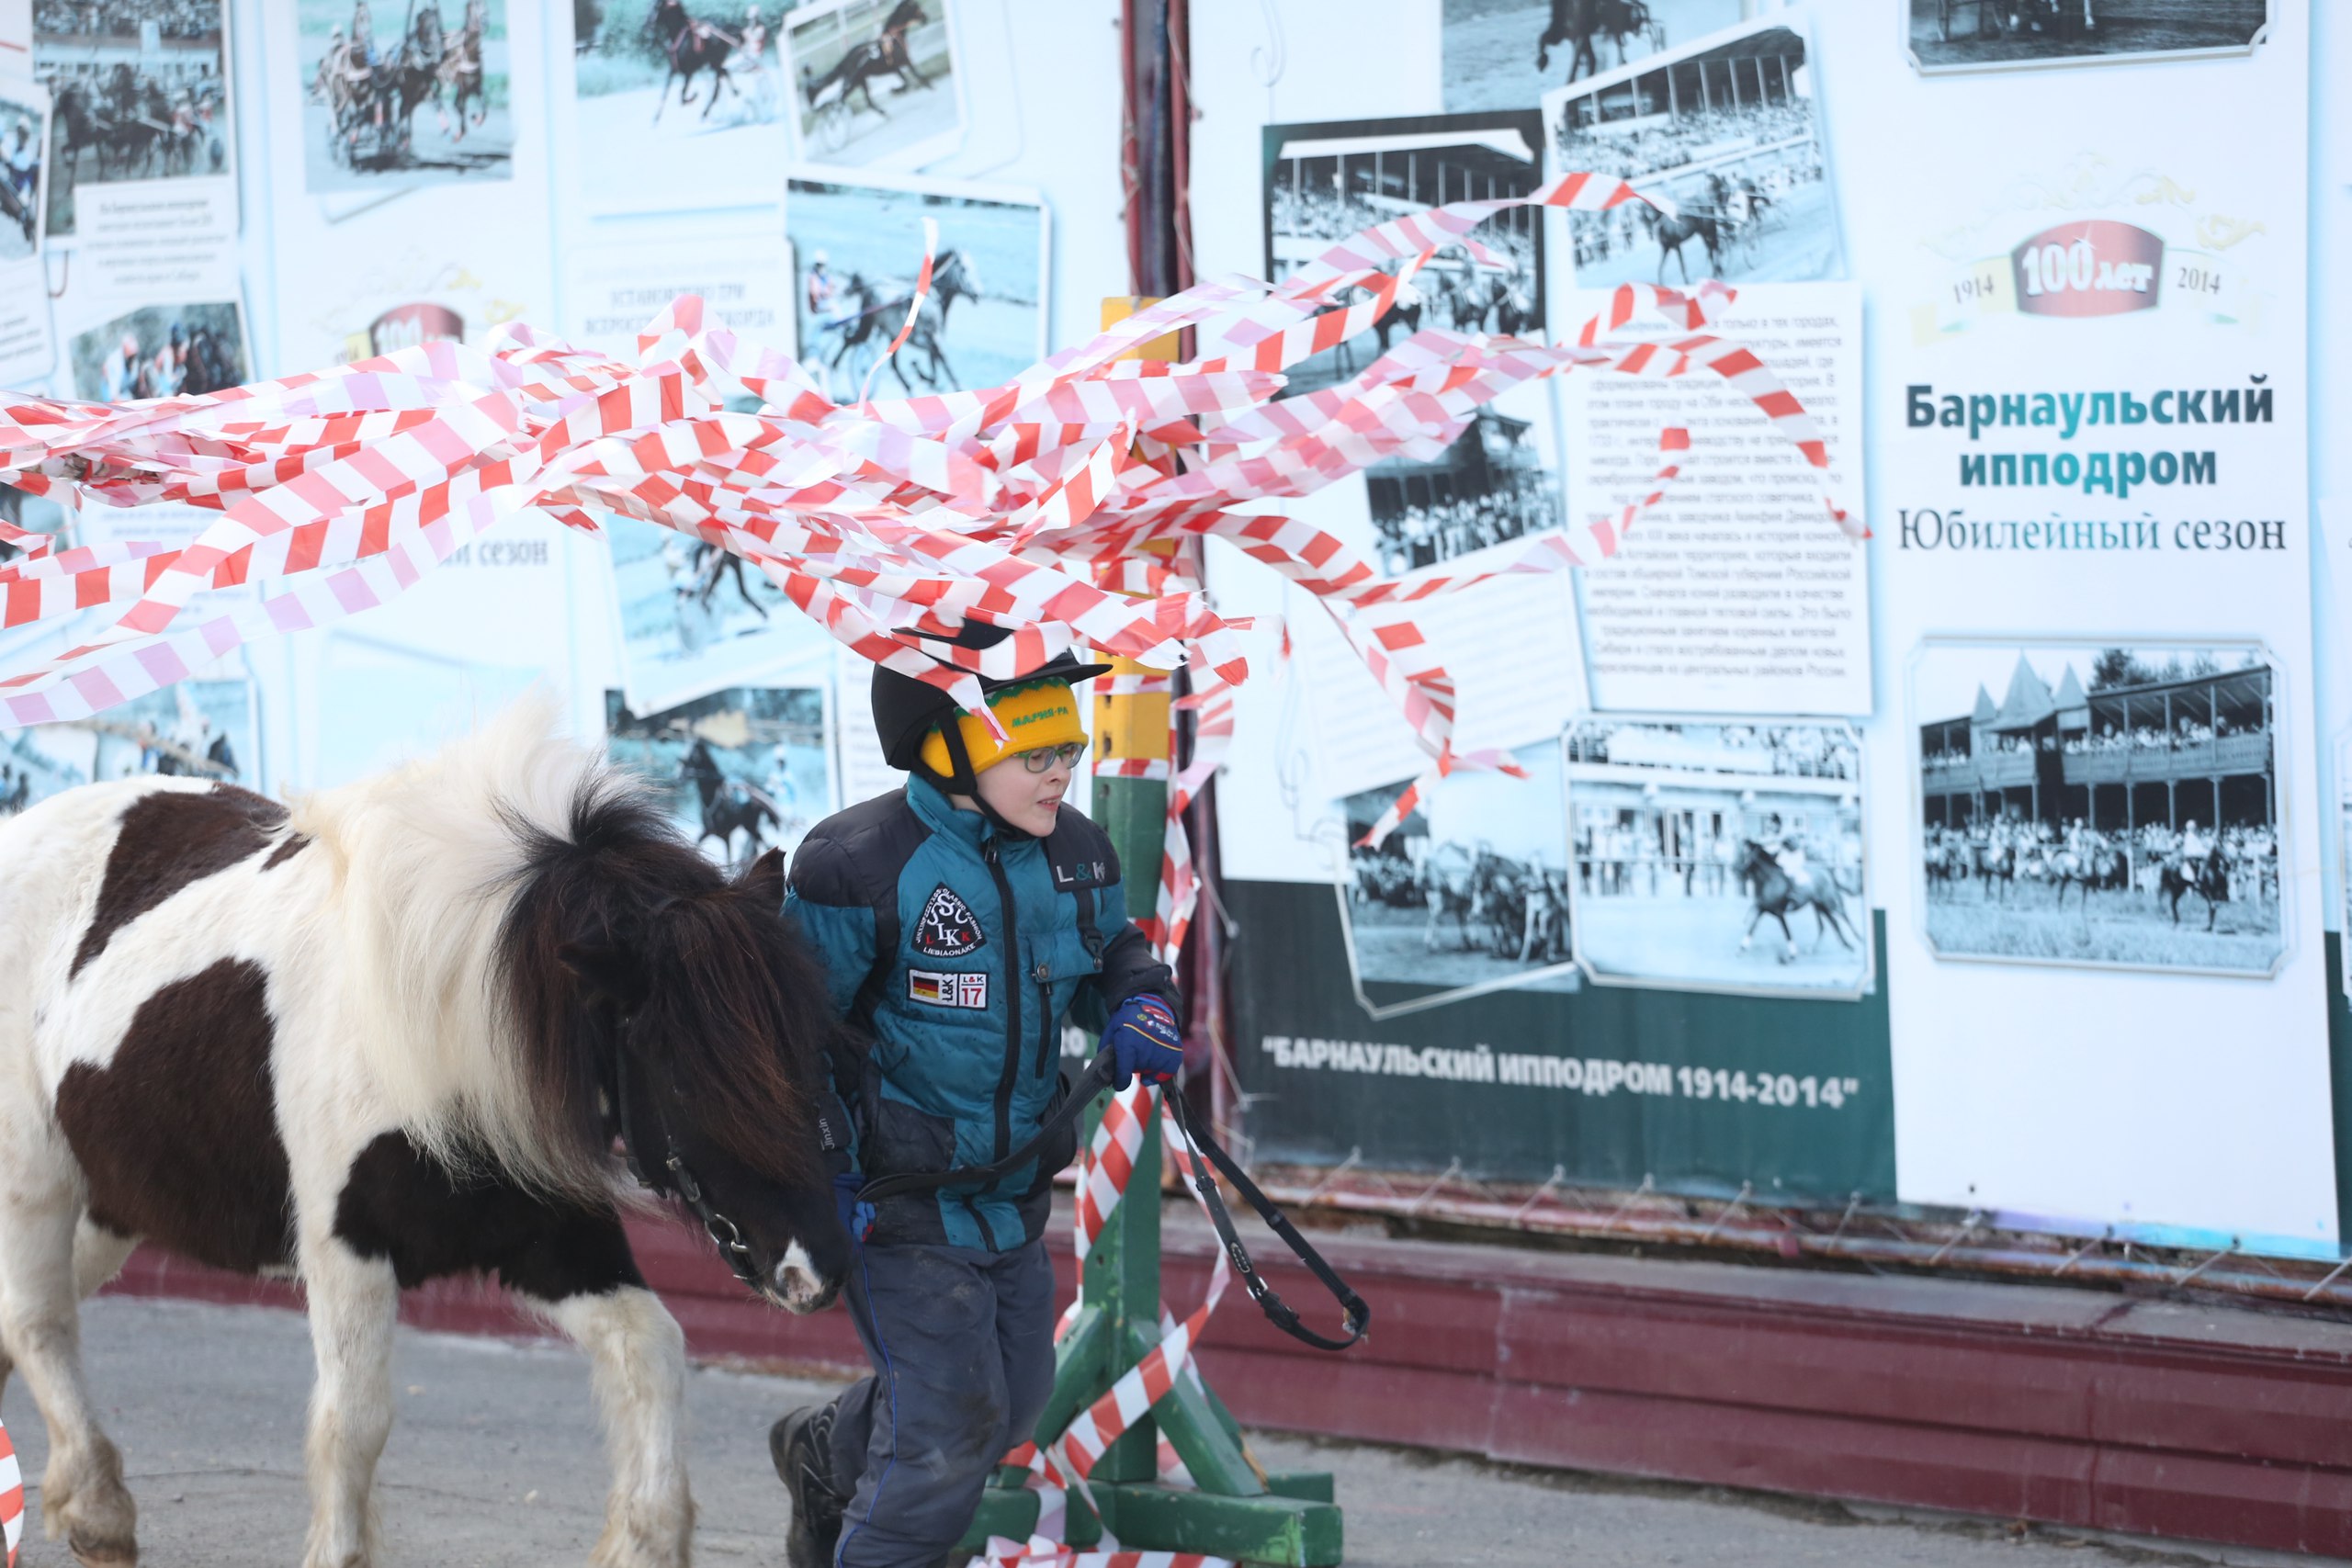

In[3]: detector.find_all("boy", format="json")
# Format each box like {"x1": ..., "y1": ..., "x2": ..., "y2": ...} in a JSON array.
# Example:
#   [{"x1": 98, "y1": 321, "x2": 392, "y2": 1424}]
[{"x1": 773, "y1": 627, "x2": 1183, "y2": 1568}]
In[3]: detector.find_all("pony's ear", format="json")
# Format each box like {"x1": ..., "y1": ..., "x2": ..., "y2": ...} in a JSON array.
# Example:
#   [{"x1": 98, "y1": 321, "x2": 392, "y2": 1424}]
[
  {"x1": 557, "y1": 941, "x2": 653, "y2": 1013},
  {"x1": 739, "y1": 846, "x2": 787, "y2": 908}
]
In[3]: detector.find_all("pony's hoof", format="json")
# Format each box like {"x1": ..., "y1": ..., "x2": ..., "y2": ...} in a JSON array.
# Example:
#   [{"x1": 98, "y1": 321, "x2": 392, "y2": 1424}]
[{"x1": 69, "y1": 1529, "x2": 139, "y2": 1566}]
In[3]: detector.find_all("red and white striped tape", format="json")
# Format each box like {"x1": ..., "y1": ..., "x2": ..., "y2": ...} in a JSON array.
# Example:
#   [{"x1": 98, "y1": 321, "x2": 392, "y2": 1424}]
[{"x1": 0, "y1": 1415, "x2": 20, "y2": 1565}]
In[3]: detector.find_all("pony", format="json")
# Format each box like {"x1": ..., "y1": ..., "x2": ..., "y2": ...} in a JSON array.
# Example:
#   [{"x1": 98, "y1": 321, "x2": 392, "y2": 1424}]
[
  {"x1": 1736, "y1": 840, "x2": 1861, "y2": 963},
  {"x1": 2046, "y1": 840, "x2": 2127, "y2": 912},
  {"x1": 0, "y1": 701, "x2": 850, "y2": 1568}
]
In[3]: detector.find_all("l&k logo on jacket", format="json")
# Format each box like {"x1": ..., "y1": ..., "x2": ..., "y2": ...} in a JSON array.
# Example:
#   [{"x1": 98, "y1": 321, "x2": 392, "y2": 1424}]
[{"x1": 915, "y1": 884, "x2": 986, "y2": 957}]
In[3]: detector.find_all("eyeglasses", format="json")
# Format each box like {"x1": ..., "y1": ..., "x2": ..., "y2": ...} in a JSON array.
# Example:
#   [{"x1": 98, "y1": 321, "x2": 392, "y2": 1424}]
[{"x1": 1018, "y1": 741, "x2": 1086, "y2": 773}]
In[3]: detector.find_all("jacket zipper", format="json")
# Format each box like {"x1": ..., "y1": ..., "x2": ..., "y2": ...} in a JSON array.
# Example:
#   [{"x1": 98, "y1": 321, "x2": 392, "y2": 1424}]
[
  {"x1": 982, "y1": 838, "x2": 1022, "y2": 1163},
  {"x1": 1034, "y1": 966, "x2": 1055, "y2": 1077}
]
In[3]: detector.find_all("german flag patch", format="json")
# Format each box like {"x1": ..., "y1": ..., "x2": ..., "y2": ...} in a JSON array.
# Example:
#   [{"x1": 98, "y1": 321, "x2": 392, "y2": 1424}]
[{"x1": 909, "y1": 969, "x2": 989, "y2": 1010}]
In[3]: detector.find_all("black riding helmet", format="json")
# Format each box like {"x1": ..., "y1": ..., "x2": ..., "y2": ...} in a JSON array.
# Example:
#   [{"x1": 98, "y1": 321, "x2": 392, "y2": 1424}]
[{"x1": 871, "y1": 624, "x2": 1110, "y2": 827}]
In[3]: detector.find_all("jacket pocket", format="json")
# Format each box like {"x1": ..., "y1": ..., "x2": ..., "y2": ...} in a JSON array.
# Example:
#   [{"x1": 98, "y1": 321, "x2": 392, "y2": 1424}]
[{"x1": 865, "y1": 1090, "x2": 958, "y2": 1178}]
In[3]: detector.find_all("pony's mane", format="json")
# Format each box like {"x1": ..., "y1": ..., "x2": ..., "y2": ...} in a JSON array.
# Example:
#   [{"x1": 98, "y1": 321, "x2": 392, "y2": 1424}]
[{"x1": 289, "y1": 697, "x2": 830, "y2": 1198}]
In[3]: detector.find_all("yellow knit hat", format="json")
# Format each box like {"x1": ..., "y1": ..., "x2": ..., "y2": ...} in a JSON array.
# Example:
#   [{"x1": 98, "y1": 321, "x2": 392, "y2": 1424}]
[{"x1": 918, "y1": 675, "x2": 1087, "y2": 778}]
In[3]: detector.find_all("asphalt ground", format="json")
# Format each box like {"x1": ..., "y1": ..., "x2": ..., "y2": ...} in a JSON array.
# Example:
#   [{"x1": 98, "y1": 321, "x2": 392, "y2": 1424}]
[{"x1": 0, "y1": 1295, "x2": 2335, "y2": 1567}]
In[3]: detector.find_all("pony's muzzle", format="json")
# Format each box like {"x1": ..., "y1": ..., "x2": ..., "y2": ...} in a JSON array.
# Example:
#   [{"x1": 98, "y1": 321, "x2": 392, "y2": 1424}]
[{"x1": 772, "y1": 1240, "x2": 840, "y2": 1314}]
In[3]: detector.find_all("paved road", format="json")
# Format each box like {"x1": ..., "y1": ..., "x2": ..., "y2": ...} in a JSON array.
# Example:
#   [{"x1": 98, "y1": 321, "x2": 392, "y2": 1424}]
[{"x1": 0, "y1": 1296, "x2": 2326, "y2": 1567}]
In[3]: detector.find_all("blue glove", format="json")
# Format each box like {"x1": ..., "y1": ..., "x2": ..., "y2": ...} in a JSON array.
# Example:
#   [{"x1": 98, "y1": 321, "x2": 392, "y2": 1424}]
[
  {"x1": 1105, "y1": 995, "x2": 1182, "y2": 1090},
  {"x1": 832, "y1": 1171, "x2": 874, "y2": 1244}
]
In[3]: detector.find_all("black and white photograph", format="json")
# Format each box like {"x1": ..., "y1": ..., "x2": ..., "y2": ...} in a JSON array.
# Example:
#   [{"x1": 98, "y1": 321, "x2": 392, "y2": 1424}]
[
  {"x1": 1905, "y1": 1, "x2": 2268, "y2": 75},
  {"x1": 0, "y1": 86, "x2": 46, "y2": 260},
  {"x1": 67, "y1": 300, "x2": 245, "y2": 400},
  {"x1": 783, "y1": 0, "x2": 959, "y2": 168},
  {"x1": 788, "y1": 168, "x2": 1045, "y2": 401},
  {"x1": 571, "y1": 0, "x2": 785, "y2": 212},
  {"x1": 605, "y1": 685, "x2": 832, "y2": 871},
  {"x1": 1565, "y1": 716, "x2": 1868, "y2": 997},
  {"x1": 0, "y1": 676, "x2": 256, "y2": 822},
  {"x1": 1442, "y1": 0, "x2": 1750, "y2": 113},
  {"x1": 607, "y1": 511, "x2": 833, "y2": 717},
  {"x1": 1368, "y1": 407, "x2": 1564, "y2": 573},
  {"x1": 1338, "y1": 739, "x2": 1580, "y2": 1017},
  {"x1": 1263, "y1": 113, "x2": 1545, "y2": 401},
  {"x1": 1544, "y1": 18, "x2": 1842, "y2": 288},
  {"x1": 1914, "y1": 641, "x2": 2284, "y2": 977},
  {"x1": 33, "y1": 0, "x2": 231, "y2": 237},
  {"x1": 300, "y1": 0, "x2": 512, "y2": 192}
]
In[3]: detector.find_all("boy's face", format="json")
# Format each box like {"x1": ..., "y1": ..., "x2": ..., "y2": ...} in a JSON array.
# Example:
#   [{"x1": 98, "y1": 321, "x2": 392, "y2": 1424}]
[{"x1": 972, "y1": 744, "x2": 1074, "y2": 836}]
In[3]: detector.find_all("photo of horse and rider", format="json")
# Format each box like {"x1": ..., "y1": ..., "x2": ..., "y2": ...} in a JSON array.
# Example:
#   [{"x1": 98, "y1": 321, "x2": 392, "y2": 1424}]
[
  {"x1": 1563, "y1": 717, "x2": 1870, "y2": 997},
  {"x1": 1905, "y1": 0, "x2": 2271, "y2": 76},
  {"x1": 1340, "y1": 739, "x2": 1581, "y2": 1015},
  {"x1": 0, "y1": 91, "x2": 47, "y2": 261},
  {"x1": 300, "y1": 0, "x2": 509, "y2": 191},
  {"x1": 605, "y1": 511, "x2": 835, "y2": 718},
  {"x1": 1913, "y1": 641, "x2": 2284, "y2": 977},
  {"x1": 784, "y1": 0, "x2": 959, "y2": 167},
  {"x1": 1442, "y1": 0, "x2": 1751, "y2": 114},
  {"x1": 1544, "y1": 17, "x2": 1844, "y2": 289},
  {"x1": 604, "y1": 686, "x2": 831, "y2": 871},
  {"x1": 67, "y1": 301, "x2": 247, "y2": 400},
  {"x1": 33, "y1": 0, "x2": 230, "y2": 238},
  {"x1": 1261, "y1": 113, "x2": 1546, "y2": 403},
  {"x1": 787, "y1": 170, "x2": 1045, "y2": 403},
  {"x1": 570, "y1": 0, "x2": 785, "y2": 212}
]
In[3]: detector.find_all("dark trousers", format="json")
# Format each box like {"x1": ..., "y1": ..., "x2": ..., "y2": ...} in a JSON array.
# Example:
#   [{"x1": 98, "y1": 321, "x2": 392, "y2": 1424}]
[{"x1": 827, "y1": 1238, "x2": 1058, "y2": 1568}]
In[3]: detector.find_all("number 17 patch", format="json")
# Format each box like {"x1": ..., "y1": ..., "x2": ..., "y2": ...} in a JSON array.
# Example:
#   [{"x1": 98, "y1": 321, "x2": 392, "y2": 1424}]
[{"x1": 910, "y1": 970, "x2": 989, "y2": 1010}]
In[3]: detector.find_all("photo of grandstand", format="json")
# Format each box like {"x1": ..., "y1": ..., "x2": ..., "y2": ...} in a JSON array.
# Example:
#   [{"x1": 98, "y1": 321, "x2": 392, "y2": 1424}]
[
  {"x1": 1543, "y1": 18, "x2": 1843, "y2": 289},
  {"x1": 1262, "y1": 113, "x2": 1545, "y2": 400}
]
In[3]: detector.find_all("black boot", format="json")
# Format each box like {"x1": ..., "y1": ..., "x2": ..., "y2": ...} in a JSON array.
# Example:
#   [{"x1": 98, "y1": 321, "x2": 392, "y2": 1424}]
[{"x1": 773, "y1": 1404, "x2": 847, "y2": 1568}]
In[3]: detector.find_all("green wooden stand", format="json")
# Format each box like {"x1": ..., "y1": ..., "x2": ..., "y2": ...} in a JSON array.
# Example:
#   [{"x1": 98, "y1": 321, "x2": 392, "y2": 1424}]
[{"x1": 954, "y1": 765, "x2": 1342, "y2": 1565}]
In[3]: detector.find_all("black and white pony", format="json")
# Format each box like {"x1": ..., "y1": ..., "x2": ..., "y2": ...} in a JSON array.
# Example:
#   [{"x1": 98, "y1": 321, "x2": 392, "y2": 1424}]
[{"x1": 0, "y1": 700, "x2": 850, "y2": 1567}]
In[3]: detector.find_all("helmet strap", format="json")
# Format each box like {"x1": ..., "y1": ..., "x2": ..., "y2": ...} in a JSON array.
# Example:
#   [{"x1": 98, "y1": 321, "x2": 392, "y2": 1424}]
[{"x1": 934, "y1": 721, "x2": 1034, "y2": 840}]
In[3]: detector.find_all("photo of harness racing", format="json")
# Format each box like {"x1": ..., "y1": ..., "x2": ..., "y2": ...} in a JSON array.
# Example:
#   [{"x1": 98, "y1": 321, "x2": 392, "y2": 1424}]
[
  {"x1": 784, "y1": 0, "x2": 958, "y2": 168},
  {"x1": 1914, "y1": 642, "x2": 2284, "y2": 976},
  {"x1": 301, "y1": 0, "x2": 509, "y2": 192},
  {"x1": 1340, "y1": 739, "x2": 1581, "y2": 1017},
  {"x1": 1262, "y1": 113, "x2": 1545, "y2": 402},
  {"x1": 571, "y1": 0, "x2": 785, "y2": 211},
  {"x1": 1905, "y1": 0, "x2": 2270, "y2": 74},
  {"x1": 1564, "y1": 717, "x2": 1869, "y2": 997},
  {"x1": 604, "y1": 686, "x2": 832, "y2": 872},
  {"x1": 33, "y1": 0, "x2": 230, "y2": 237},
  {"x1": 606, "y1": 508, "x2": 833, "y2": 718},
  {"x1": 787, "y1": 170, "x2": 1045, "y2": 403},
  {"x1": 1441, "y1": 0, "x2": 1751, "y2": 114},
  {"x1": 1544, "y1": 18, "x2": 1843, "y2": 289}
]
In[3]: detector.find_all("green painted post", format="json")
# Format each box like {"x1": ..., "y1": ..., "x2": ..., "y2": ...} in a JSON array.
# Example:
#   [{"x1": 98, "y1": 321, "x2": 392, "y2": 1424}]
[{"x1": 961, "y1": 302, "x2": 1341, "y2": 1567}]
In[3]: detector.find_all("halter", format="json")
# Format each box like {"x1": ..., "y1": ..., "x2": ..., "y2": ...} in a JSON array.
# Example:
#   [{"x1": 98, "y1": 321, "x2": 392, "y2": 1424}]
[{"x1": 608, "y1": 1010, "x2": 769, "y2": 1294}]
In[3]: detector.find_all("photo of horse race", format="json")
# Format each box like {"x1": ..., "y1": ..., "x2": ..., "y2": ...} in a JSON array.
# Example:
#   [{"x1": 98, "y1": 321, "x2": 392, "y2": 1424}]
[
  {"x1": 1564, "y1": 717, "x2": 1869, "y2": 997},
  {"x1": 1261, "y1": 112, "x2": 1545, "y2": 402},
  {"x1": 1340, "y1": 739, "x2": 1580, "y2": 1016},
  {"x1": 300, "y1": 0, "x2": 510, "y2": 192},
  {"x1": 32, "y1": 0, "x2": 231, "y2": 238},
  {"x1": 1544, "y1": 18, "x2": 1843, "y2": 288},
  {"x1": 787, "y1": 171, "x2": 1045, "y2": 404},
  {"x1": 605, "y1": 686, "x2": 832, "y2": 872},
  {"x1": 1906, "y1": 0, "x2": 2270, "y2": 75},
  {"x1": 67, "y1": 301, "x2": 247, "y2": 400},
  {"x1": 571, "y1": 0, "x2": 785, "y2": 211},
  {"x1": 784, "y1": 0, "x2": 959, "y2": 167},
  {"x1": 1441, "y1": 0, "x2": 1749, "y2": 114},
  {"x1": 1913, "y1": 641, "x2": 2284, "y2": 976},
  {"x1": 0, "y1": 91, "x2": 45, "y2": 262}
]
